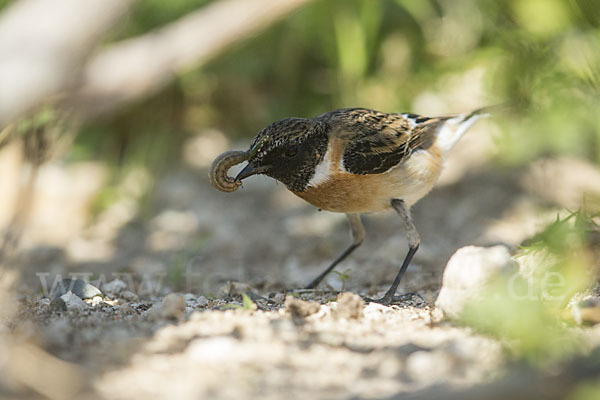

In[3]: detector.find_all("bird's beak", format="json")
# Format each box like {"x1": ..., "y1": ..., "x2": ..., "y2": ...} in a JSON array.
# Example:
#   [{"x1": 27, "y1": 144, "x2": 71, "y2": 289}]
[{"x1": 235, "y1": 162, "x2": 270, "y2": 181}]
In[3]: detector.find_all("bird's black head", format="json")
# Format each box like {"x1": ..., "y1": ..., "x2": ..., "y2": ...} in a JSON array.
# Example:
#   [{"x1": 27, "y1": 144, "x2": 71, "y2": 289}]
[{"x1": 236, "y1": 117, "x2": 329, "y2": 192}]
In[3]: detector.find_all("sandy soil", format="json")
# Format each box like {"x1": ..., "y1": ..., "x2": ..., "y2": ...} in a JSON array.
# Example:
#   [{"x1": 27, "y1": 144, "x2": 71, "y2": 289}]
[{"x1": 2, "y1": 128, "x2": 600, "y2": 399}]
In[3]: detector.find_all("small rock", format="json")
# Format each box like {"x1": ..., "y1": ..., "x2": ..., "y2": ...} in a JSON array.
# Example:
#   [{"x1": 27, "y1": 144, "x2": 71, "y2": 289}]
[
  {"x1": 89, "y1": 296, "x2": 105, "y2": 306},
  {"x1": 38, "y1": 298, "x2": 51, "y2": 306},
  {"x1": 285, "y1": 296, "x2": 320, "y2": 322},
  {"x1": 217, "y1": 281, "x2": 254, "y2": 297},
  {"x1": 103, "y1": 279, "x2": 127, "y2": 294},
  {"x1": 435, "y1": 245, "x2": 516, "y2": 319},
  {"x1": 155, "y1": 293, "x2": 186, "y2": 320},
  {"x1": 121, "y1": 290, "x2": 139, "y2": 302},
  {"x1": 272, "y1": 292, "x2": 285, "y2": 304},
  {"x1": 184, "y1": 293, "x2": 196, "y2": 302},
  {"x1": 60, "y1": 291, "x2": 88, "y2": 310},
  {"x1": 52, "y1": 278, "x2": 102, "y2": 300},
  {"x1": 332, "y1": 292, "x2": 364, "y2": 319},
  {"x1": 49, "y1": 297, "x2": 67, "y2": 312},
  {"x1": 196, "y1": 296, "x2": 209, "y2": 306},
  {"x1": 363, "y1": 302, "x2": 394, "y2": 319}
]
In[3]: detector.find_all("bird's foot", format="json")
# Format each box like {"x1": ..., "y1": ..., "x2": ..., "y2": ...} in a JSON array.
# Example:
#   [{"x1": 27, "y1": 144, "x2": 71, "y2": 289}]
[
  {"x1": 362, "y1": 292, "x2": 425, "y2": 306},
  {"x1": 362, "y1": 295, "x2": 393, "y2": 306}
]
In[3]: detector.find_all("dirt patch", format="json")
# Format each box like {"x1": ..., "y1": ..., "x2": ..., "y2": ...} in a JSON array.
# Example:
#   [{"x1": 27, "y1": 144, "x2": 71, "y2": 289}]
[
  {"x1": 4, "y1": 290, "x2": 505, "y2": 400},
  {"x1": 2, "y1": 154, "x2": 600, "y2": 399}
]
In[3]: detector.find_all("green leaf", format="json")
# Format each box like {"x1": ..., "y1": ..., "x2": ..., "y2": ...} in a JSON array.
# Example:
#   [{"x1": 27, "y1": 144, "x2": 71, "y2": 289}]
[{"x1": 242, "y1": 293, "x2": 256, "y2": 311}]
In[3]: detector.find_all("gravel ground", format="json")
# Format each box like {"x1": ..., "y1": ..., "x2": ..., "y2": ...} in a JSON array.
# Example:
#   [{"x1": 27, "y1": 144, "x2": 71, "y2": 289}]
[
  {"x1": 7, "y1": 289, "x2": 505, "y2": 400},
  {"x1": 2, "y1": 130, "x2": 600, "y2": 399}
]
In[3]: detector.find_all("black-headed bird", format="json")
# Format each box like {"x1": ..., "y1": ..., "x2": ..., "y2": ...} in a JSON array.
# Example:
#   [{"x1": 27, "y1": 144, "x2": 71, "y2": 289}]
[{"x1": 221, "y1": 107, "x2": 492, "y2": 304}]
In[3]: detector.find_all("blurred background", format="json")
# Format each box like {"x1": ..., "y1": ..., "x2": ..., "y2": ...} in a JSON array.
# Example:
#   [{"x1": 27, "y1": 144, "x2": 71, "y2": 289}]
[
  {"x1": 46, "y1": 0, "x2": 600, "y2": 164},
  {"x1": 1, "y1": 0, "x2": 600, "y2": 399},
  {"x1": 71, "y1": 0, "x2": 600, "y2": 166},
  {"x1": 1, "y1": 0, "x2": 598, "y2": 270}
]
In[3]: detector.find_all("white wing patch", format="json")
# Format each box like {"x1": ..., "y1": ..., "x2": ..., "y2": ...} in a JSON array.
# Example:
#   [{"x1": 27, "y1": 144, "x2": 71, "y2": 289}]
[{"x1": 401, "y1": 114, "x2": 417, "y2": 130}]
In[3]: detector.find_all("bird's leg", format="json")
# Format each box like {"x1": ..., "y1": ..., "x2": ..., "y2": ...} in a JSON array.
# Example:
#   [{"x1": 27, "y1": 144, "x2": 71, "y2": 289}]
[
  {"x1": 375, "y1": 199, "x2": 420, "y2": 305},
  {"x1": 305, "y1": 213, "x2": 365, "y2": 289}
]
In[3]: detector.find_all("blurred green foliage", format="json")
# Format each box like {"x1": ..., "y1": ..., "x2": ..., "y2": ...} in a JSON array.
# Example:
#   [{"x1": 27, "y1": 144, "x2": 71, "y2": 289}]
[
  {"x1": 462, "y1": 210, "x2": 599, "y2": 363},
  {"x1": 570, "y1": 381, "x2": 600, "y2": 400},
  {"x1": 332, "y1": 268, "x2": 352, "y2": 291},
  {"x1": 69, "y1": 0, "x2": 600, "y2": 171}
]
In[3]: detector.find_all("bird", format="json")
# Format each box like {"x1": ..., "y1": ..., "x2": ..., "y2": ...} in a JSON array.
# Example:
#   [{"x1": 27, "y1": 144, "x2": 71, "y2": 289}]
[{"x1": 233, "y1": 106, "x2": 493, "y2": 305}]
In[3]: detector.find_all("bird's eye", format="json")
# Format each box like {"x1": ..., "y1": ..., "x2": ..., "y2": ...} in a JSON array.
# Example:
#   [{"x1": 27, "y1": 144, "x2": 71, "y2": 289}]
[{"x1": 285, "y1": 146, "x2": 298, "y2": 158}]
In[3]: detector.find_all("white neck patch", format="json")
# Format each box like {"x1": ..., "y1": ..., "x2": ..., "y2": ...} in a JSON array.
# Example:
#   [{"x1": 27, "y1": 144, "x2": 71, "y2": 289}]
[{"x1": 307, "y1": 146, "x2": 334, "y2": 188}]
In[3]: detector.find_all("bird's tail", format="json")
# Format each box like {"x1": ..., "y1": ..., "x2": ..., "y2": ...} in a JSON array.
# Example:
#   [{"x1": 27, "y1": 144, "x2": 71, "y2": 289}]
[{"x1": 435, "y1": 104, "x2": 504, "y2": 154}]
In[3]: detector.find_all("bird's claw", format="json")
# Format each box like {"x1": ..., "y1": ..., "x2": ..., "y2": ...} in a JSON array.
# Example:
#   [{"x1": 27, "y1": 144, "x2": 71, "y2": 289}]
[{"x1": 361, "y1": 292, "x2": 425, "y2": 306}]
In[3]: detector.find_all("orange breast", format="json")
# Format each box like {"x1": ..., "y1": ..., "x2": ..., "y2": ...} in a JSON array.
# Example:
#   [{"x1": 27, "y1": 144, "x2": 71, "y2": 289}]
[
  {"x1": 294, "y1": 173, "x2": 391, "y2": 213},
  {"x1": 293, "y1": 145, "x2": 444, "y2": 214}
]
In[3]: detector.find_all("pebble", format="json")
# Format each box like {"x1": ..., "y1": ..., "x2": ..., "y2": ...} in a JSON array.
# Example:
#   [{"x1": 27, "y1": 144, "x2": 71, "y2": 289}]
[
  {"x1": 148, "y1": 293, "x2": 186, "y2": 320},
  {"x1": 120, "y1": 290, "x2": 139, "y2": 302},
  {"x1": 184, "y1": 293, "x2": 196, "y2": 302},
  {"x1": 272, "y1": 293, "x2": 285, "y2": 303},
  {"x1": 89, "y1": 296, "x2": 105, "y2": 306},
  {"x1": 52, "y1": 278, "x2": 103, "y2": 300},
  {"x1": 163, "y1": 294, "x2": 186, "y2": 317},
  {"x1": 38, "y1": 298, "x2": 51, "y2": 306},
  {"x1": 49, "y1": 297, "x2": 67, "y2": 312},
  {"x1": 363, "y1": 302, "x2": 394, "y2": 318},
  {"x1": 435, "y1": 245, "x2": 516, "y2": 319},
  {"x1": 60, "y1": 291, "x2": 89, "y2": 310},
  {"x1": 285, "y1": 296, "x2": 321, "y2": 322},
  {"x1": 332, "y1": 292, "x2": 364, "y2": 320},
  {"x1": 196, "y1": 296, "x2": 209, "y2": 306},
  {"x1": 218, "y1": 281, "x2": 254, "y2": 297}
]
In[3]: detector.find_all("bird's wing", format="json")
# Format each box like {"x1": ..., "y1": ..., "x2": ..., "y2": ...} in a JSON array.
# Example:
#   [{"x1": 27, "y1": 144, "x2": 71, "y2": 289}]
[{"x1": 325, "y1": 108, "x2": 444, "y2": 175}]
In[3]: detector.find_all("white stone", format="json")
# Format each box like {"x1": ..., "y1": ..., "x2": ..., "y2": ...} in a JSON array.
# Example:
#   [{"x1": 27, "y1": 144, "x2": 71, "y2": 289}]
[{"x1": 435, "y1": 245, "x2": 516, "y2": 319}]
